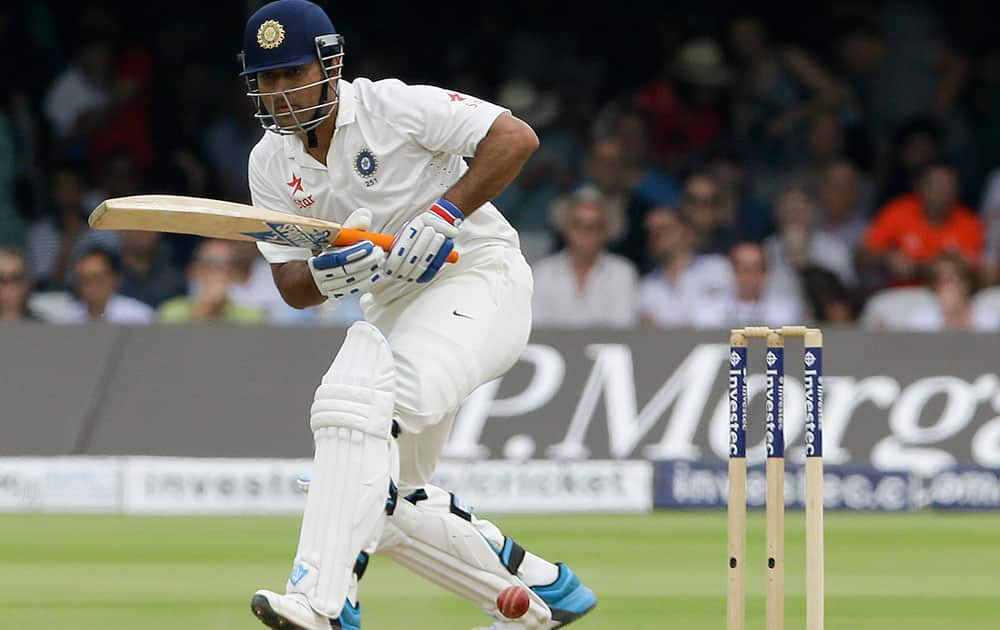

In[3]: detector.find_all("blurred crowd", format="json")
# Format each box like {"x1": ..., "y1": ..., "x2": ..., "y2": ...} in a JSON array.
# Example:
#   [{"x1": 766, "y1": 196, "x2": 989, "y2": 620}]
[{"x1": 2, "y1": 1, "x2": 1000, "y2": 331}]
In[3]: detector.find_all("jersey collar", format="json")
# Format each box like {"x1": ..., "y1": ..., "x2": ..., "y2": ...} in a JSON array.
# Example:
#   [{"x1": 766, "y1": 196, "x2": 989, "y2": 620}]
[
  {"x1": 334, "y1": 79, "x2": 356, "y2": 127},
  {"x1": 282, "y1": 79, "x2": 357, "y2": 169}
]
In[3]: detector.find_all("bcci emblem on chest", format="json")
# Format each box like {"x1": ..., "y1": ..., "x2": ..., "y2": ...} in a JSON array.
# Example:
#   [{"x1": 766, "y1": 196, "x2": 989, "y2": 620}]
[{"x1": 354, "y1": 147, "x2": 379, "y2": 187}]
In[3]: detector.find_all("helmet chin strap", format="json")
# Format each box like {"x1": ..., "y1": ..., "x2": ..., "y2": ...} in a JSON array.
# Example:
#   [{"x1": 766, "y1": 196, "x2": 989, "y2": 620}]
[{"x1": 306, "y1": 80, "x2": 332, "y2": 149}]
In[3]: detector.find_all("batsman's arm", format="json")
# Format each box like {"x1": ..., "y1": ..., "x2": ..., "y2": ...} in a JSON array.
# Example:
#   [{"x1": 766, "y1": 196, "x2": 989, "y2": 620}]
[
  {"x1": 250, "y1": 148, "x2": 331, "y2": 309},
  {"x1": 442, "y1": 112, "x2": 538, "y2": 216},
  {"x1": 270, "y1": 261, "x2": 327, "y2": 309}
]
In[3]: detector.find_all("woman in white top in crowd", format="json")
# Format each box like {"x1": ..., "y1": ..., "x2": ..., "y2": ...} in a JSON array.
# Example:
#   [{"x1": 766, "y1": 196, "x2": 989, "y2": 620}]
[{"x1": 531, "y1": 187, "x2": 638, "y2": 327}]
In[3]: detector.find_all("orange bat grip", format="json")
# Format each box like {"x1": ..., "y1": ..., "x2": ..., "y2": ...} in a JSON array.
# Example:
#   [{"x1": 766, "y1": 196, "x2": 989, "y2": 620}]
[{"x1": 334, "y1": 228, "x2": 460, "y2": 263}]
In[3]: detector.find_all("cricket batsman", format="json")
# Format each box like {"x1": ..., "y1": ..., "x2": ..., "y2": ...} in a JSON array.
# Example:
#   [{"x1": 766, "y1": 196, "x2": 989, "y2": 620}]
[{"x1": 238, "y1": 1, "x2": 597, "y2": 628}]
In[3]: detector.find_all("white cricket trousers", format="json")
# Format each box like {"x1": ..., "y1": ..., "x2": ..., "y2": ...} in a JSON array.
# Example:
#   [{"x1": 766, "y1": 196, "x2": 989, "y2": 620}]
[{"x1": 362, "y1": 244, "x2": 533, "y2": 488}]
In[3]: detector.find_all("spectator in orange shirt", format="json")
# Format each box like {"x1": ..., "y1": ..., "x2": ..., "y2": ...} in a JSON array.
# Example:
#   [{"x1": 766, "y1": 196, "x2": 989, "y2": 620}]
[{"x1": 859, "y1": 161, "x2": 983, "y2": 286}]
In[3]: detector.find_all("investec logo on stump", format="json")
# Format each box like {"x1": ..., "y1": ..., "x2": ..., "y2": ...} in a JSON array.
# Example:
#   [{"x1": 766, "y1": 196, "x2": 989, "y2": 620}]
[
  {"x1": 728, "y1": 348, "x2": 747, "y2": 458},
  {"x1": 765, "y1": 348, "x2": 783, "y2": 458},
  {"x1": 803, "y1": 349, "x2": 823, "y2": 458}
]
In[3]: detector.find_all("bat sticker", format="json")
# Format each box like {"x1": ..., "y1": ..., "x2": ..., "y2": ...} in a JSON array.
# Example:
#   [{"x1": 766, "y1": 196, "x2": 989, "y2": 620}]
[{"x1": 241, "y1": 223, "x2": 333, "y2": 248}]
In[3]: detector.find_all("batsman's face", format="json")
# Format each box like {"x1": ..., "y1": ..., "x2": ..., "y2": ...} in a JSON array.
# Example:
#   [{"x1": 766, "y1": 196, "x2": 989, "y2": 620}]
[{"x1": 257, "y1": 61, "x2": 327, "y2": 122}]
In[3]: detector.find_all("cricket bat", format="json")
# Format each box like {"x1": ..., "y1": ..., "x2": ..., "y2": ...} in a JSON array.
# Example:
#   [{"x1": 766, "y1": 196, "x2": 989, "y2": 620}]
[{"x1": 88, "y1": 194, "x2": 459, "y2": 262}]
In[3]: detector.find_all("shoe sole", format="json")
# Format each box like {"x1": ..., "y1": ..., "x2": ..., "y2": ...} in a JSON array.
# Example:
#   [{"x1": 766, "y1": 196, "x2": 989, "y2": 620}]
[
  {"x1": 552, "y1": 600, "x2": 597, "y2": 628},
  {"x1": 251, "y1": 593, "x2": 312, "y2": 630},
  {"x1": 251, "y1": 591, "x2": 587, "y2": 630}
]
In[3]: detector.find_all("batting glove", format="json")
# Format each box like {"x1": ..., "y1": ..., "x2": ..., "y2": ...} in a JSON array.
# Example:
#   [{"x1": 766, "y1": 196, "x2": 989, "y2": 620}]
[
  {"x1": 382, "y1": 199, "x2": 462, "y2": 285},
  {"x1": 309, "y1": 208, "x2": 385, "y2": 300}
]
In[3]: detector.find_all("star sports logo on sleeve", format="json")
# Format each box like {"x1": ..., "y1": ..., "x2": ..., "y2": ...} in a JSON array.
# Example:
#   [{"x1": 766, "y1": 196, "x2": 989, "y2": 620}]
[{"x1": 447, "y1": 92, "x2": 479, "y2": 108}]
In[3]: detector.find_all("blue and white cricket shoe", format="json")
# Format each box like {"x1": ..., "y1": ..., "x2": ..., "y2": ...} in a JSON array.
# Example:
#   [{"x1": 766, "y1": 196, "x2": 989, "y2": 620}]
[
  {"x1": 475, "y1": 563, "x2": 597, "y2": 629},
  {"x1": 533, "y1": 563, "x2": 597, "y2": 627},
  {"x1": 251, "y1": 590, "x2": 360, "y2": 630}
]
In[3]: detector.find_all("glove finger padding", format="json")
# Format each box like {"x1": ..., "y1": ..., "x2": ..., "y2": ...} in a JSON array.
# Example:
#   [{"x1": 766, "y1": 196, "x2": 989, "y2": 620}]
[
  {"x1": 313, "y1": 244, "x2": 379, "y2": 273},
  {"x1": 397, "y1": 227, "x2": 441, "y2": 283},
  {"x1": 417, "y1": 236, "x2": 454, "y2": 283},
  {"x1": 386, "y1": 220, "x2": 452, "y2": 282},
  {"x1": 377, "y1": 199, "x2": 462, "y2": 298},
  {"x1": 310, "y1": 241, "x2": 385, "y2": 300},
  {"x1": 384, "y1": 219, "x2": 421, "y2": 279},
  {"x1": 409, "y1": 231, "x2": 446, "y2": 282}
]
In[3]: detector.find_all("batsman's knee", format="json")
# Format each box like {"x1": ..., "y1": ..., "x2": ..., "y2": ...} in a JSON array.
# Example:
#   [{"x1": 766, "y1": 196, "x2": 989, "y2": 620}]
[{"x1": 312, "y1": 321, "x2": 396, "y2": 439}]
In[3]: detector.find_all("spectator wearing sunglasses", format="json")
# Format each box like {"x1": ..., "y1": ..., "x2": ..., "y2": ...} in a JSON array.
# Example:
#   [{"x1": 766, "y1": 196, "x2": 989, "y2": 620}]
[{"x1": 158, "y1": 239, "x2": 264, "y2": 324}]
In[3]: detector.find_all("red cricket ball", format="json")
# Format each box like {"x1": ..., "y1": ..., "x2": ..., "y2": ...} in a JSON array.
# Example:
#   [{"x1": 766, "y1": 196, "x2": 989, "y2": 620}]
[{"x1": 496, "y1": 585, "x2": 531, "y2": 619}]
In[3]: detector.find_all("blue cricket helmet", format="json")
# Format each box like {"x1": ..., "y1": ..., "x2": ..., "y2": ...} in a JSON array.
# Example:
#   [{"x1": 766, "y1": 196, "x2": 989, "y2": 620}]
[
  {"x1": 240, "y1": 0, "x2": 339, "y2": 76},
  {"x1": 238, "y1": 0, "x2": 345, "y2": 137}
]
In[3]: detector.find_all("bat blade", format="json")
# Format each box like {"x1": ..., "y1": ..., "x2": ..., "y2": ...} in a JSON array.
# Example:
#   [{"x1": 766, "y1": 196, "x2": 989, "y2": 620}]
[
  {"x1": 89, "y1": 195, "x2": 344, "y2": 250},
  {"x1": 89, "y1": 194, "x2": 458, "y2": 261}
]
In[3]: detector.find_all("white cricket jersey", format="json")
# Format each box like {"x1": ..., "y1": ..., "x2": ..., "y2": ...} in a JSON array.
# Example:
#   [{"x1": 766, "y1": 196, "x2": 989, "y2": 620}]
[{"x1": 248, "y1": 78, "x2": 519, "y2": 264}]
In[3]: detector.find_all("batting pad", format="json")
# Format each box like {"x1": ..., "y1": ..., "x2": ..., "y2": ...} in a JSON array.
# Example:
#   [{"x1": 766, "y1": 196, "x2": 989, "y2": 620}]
[
  {"x1": 378, "y1": 485, "x2": 553, "y2": 627},
  {"x1": 289, "y1": 321, "x2": 398, "y2": 618}
]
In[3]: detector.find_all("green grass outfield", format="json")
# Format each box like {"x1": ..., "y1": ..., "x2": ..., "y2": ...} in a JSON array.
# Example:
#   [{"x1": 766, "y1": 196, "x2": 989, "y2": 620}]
[{"x1": 1, "y1": 512, "x2": 998, "y2": 629}]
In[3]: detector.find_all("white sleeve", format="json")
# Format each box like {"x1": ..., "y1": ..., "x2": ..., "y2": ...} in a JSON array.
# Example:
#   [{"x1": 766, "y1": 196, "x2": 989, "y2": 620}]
[
  {"x1": 248, "y1": 146, "x2": 313, "y2": 264},
  {"x1": 363, "y1": 79, "x2": 509, "y2": 157}
]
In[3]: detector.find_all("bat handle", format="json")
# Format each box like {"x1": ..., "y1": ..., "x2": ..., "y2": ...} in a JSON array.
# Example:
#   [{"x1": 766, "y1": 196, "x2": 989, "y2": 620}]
[{"x1": 335, "y1": 228, "x2": 460, "y2": 263}]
